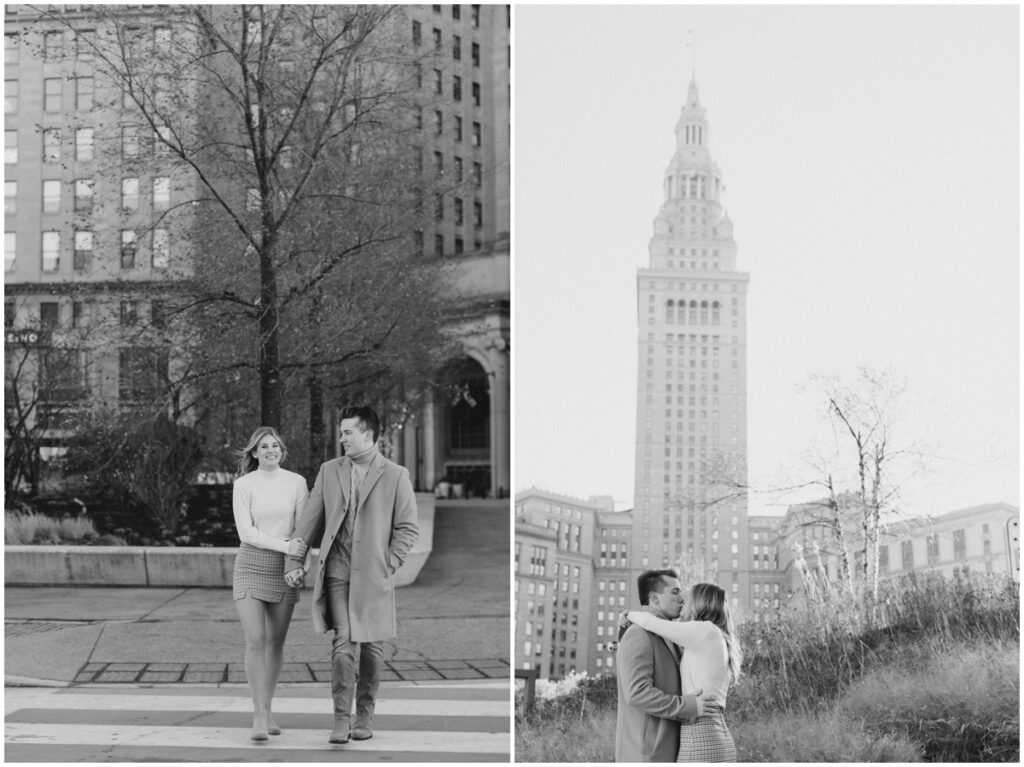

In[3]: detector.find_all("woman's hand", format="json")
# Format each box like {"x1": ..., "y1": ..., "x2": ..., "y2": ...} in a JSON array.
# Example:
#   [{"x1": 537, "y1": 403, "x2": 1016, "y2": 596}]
[
  {"x1": 287, "y1": 538, "x2": 308, "y2": 558},
  {"x1": 618, "y1": 610, "x2": 633, "y2": 630}
]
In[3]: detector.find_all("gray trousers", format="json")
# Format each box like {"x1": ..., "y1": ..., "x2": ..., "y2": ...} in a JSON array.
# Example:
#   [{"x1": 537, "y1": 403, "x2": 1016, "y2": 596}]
[{"x1": 325, "y1": 577, "x2": 383, "y2": 721}]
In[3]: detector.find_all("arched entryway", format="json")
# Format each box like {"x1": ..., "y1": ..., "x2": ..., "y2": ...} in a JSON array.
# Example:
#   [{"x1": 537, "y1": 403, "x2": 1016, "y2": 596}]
[{"x1": 439, "y1": 356, "x2": 490, "y2": 498}]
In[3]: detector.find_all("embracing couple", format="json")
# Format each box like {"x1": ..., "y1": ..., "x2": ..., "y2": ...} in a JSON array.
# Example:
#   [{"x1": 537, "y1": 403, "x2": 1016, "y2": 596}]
[{"x1": 615, "y1": 569, "x2": 743, "y2": 763}]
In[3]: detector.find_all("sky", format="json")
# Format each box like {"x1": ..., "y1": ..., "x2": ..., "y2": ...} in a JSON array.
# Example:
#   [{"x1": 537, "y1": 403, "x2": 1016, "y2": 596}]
[{"x1": 513, "y1": 4, "x2": 1019, "y2": 517}]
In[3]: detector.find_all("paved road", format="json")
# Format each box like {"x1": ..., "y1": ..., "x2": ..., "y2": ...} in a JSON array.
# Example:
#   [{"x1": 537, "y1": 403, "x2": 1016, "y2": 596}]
[{"x1": 4, "y1": 681, "x2": 510, "y2": 762}]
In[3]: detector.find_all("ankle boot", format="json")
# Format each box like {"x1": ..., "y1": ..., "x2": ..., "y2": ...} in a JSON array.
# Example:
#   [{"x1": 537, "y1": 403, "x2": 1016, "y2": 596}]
[{"x1": 328, "y1": 718, "x2": 350, "y2": 744}]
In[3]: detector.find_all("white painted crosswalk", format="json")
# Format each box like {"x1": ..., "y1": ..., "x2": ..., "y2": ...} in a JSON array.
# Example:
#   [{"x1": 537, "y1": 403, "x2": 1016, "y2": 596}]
[{"x1": 4, "y1": 681, "x2": 511, "y2": 762}]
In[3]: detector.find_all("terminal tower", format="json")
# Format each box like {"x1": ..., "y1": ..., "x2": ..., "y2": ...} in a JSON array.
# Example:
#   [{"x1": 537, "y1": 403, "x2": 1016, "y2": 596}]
[{"x1": 631, "y1": 77, "x2": 751, "y2": 614}]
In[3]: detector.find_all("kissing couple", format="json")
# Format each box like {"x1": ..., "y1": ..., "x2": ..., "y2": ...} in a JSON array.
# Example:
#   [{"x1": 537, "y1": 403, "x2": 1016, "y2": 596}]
[{"x1": 615, "y1": 569, "x2": 743, "y2": 762}]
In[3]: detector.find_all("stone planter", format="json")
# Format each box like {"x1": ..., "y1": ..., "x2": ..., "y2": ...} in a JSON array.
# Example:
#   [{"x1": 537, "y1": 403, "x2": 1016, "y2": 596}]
[{"x1": 4, "y1": 493, "x2": 435, "y2": 588}]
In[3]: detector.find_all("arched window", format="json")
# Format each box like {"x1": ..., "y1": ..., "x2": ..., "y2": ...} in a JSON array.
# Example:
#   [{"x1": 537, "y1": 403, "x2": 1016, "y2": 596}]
[
  {"x1": 688, "y1": 301, "x2": 697, "y2": 324},
  {"x1": 700, "y1": 301, "x2": 709, "y2": 325},
  {"x1": 711, "y1": 301, "x2": 721, "y2": 325},
  {"x1": 665, "y1": 299, "x2": 674, "y2": 324}
]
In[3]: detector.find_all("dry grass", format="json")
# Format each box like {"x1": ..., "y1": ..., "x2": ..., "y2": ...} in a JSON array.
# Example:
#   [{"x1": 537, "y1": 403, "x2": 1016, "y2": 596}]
[{"x1": 4, "y1": 510, "x2": 99, "y2": 544}]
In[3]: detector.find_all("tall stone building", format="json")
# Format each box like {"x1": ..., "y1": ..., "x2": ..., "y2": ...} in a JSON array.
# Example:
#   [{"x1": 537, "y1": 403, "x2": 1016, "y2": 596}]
[
  {"x1": 4, "y1": 4, "x2": 508, "y2": 496},
  {"x1": 631, "y1": 77, "x2": 752, "y2": 614}
]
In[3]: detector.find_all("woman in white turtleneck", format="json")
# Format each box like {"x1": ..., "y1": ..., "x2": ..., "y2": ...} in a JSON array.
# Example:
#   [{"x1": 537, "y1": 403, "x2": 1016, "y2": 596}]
[
  {"x1": 232, "y1": 427, "x2": 309, "y2": 742},
  {"x1": 624, "y1": 582, "x2": 743, "y2": 762}
]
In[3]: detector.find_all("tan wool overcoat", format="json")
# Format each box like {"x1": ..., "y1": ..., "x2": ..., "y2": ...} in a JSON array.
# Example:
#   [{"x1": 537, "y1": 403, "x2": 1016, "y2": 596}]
[{"x1": 285, "y1": 452, "x2": 418, "y2": 641}]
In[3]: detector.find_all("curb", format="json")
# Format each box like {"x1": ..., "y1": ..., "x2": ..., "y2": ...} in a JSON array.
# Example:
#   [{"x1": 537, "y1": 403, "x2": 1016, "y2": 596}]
[{"x1": 5, "y1": 675, "x2": 71, "y2": 688}]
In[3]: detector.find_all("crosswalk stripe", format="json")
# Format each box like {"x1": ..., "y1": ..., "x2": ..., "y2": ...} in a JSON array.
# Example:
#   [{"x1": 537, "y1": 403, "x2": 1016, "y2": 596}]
[
  {"x1": 4, "y1": 723, "x2": 509, "y2": 754},
  {"x1": 8, "y1": 692, "x2": 507, "y2": 717}
]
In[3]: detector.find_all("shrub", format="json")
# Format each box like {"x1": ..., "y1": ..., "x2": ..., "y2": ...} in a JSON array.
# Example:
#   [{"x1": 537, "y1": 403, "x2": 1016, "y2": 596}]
[
  {"x1": 5, "y1": 510, "x2": 99, "y2": 545},
  {"x1": 840, "y1": 640, "x2": 1020, "y2": 762}
]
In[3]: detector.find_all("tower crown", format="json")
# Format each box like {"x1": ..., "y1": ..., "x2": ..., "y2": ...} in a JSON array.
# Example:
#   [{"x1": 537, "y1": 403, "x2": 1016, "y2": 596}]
[{"x1": 675, "y1": 76, "x2": 708, "y2": 152}]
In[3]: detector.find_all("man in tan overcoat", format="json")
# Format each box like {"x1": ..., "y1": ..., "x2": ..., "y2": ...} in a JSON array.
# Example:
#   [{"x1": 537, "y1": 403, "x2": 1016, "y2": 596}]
[
  {"x1": 615, "y1": 569, "x2": 709, "y2": 762},
  {"x1": 284, "y1": 405, "x2": 418, "y2": 744}
]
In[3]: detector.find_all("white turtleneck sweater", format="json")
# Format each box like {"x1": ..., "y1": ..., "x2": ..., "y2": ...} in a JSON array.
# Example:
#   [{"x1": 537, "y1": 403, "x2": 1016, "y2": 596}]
[{"x1": 232, "y1": 467, "x2": 309, "y2": 554}]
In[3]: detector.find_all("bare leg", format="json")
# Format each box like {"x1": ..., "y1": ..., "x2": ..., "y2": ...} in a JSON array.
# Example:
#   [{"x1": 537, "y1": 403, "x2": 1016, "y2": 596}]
[
  {"x1": 263, "y1": 599, "x2": 296, "y2": 734},
  {"x1": 234, "y1": 595, "x2": 270, "y2": 740}
]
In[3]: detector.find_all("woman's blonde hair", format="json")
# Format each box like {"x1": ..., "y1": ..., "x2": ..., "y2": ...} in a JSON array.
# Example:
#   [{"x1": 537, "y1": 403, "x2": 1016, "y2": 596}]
[
  {"x1": 689, "y1": 582, "x2": 744, "y2": 685},
  {"x1": 235, "y1": 426, "x2": 288, "y2": 476}
]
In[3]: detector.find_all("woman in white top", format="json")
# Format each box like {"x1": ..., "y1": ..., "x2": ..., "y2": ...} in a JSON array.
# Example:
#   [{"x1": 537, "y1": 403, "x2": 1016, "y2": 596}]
[
  {"x1": 625, "y1": 582, "x2": 743, "y2": 762},
  {"x1": 232, "y1": 427, "x2": 310, "y2": 742}
]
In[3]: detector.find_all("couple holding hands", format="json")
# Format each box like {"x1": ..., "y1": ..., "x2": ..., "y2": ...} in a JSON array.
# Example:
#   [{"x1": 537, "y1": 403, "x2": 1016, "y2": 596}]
[
  {"x1": 616, "y1": 569, "x2": 744, "y2": 762},
  {"x1": 230, "y1": 405, "x2": 418, "y2": 745}
]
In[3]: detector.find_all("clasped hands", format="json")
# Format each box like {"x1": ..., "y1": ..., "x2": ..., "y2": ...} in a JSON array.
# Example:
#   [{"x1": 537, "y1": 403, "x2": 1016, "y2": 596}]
[{"x1": 283, "y1": 538, "x2": 308, "y2": 587}]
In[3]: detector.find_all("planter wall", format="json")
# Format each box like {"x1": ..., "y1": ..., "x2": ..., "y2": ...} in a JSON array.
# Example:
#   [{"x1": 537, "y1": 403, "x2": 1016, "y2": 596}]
[{"x1": 5, "y1": 493, "x2": 435, "y2": 588}]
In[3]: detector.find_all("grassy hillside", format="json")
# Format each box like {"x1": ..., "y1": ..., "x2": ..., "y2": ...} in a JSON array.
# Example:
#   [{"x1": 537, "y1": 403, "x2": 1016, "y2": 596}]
[{"x1": 515, "y1": 569, "x2": 1019, "y2": 762}]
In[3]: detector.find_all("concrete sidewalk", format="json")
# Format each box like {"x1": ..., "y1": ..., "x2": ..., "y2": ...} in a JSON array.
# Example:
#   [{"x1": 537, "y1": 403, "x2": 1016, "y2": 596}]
[{"x1": 5, "y1": 501, "x2": 511, "y2": 687}]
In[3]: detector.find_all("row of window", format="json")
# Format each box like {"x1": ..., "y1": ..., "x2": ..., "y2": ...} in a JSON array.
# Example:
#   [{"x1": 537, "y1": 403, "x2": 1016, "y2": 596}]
[
  {"x1": 412, "y1": 22, "x2": 483, "y2": 67},
  {"x1": 431, "y1": 5, "x2": 483, "y2": 26},
  {"x1": 4, "y1": 125, "x2": 172, "y2": 165},
  {"x1": 4, "y1": 228, "x2": 171, "y2": 274},
  {"x1": 5, "y1": 176, "x2": 171, "y2": 215},
  {"x1": 420, "y1": 146, "x2": 484, "y2": 185}
]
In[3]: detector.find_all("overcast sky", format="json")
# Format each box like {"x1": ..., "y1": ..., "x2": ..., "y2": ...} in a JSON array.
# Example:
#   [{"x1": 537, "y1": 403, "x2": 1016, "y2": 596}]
[{"x1": 513, "y1": 4, "x2": 1019, "y2": 517}]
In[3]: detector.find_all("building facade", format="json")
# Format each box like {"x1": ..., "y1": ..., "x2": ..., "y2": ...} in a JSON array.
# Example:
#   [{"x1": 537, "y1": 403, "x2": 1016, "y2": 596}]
[
  {"x1": 631, "y1": 77, "x2": 752, "y2": 614},
  {"x1": 4, "y1": 4, "x2": 509, "y2": 496}
]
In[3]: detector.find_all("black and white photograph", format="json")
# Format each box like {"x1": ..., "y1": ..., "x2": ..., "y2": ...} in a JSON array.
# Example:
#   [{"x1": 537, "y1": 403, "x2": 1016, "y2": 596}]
[
  {"x1": 4, "y1": 4, "x2": 509, "y2": 761},
  {"x1": 513, "y1": 4, "x2": 1019, "y2": 762}
]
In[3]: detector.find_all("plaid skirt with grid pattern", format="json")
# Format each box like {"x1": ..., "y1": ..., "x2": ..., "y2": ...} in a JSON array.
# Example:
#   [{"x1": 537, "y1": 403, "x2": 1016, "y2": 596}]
[
  {"x1": 232, "y1": 543, "x2": 300, "y2": 604},
  {"x1": 677, "y1": 705, "x2": 736, "y2": 762}
]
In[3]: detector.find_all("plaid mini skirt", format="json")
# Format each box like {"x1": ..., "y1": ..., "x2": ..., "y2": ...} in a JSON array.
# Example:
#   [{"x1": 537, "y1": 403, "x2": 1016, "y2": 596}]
[
  {"x1": 677, "y1": 705, "x2": 736, "y2": 762},
  {"x1": 232, "y1": 543, "x2": 300, "y2": 604}
]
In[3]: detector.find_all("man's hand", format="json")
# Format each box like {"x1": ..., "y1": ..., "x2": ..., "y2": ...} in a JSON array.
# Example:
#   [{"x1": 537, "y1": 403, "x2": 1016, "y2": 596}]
[
  {"x1": 287, "y1": 538, "x2": 308, "y2": 558},
  {"x1": 284, "y1": 568, "x2": 304, "y2": 588},
  {"x1": 692, "y1": 687, "x2": 717, "y2": 718}
]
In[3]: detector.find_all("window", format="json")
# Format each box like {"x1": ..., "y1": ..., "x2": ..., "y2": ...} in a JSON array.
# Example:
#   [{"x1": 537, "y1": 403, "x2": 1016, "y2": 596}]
[
  {"x1": 44, "y1": 78, "x2": 61, "y2": 111},
  {"x1": 43, "y1": 129, "x2": 61, "y2": 163},
  {"x1": 472, "y1": 42, "x2": 480, "y2": 67},
  {"x1": 4, "y1": 180, "x2": 15, "y2": 215},
  {"x1": 39, "y1": 304, "x2": 60, "y2": 334},
  {"x1": 118, "y1": 347, "x2": 167, "y2": 401},
  {"x1": 472, "y1": 81, "x2": 480, "y2": 107},
  {"x1": 901, "y1": 540, "x2": 914, "y2": 571},
  {"x1": 4, "y1": 232, "x2": 14, "y2": 272},
  {"x1": 121, "y1": 178, "x2": 139, "y2": 211},
  {"x1": 453, "y1": 34, "x2": 461, "y2": 60},
  {"x1": 4, "y1": 80, "x2": 17, "y2": 113},
  {"x1": 152, "y1": 228, "x2": 169, "y2": 269},
  {"x1": 122, "y1": 126, "x2": 139, "y2": 159},
  {"x1": 72, "y1": 301, "x2": 88, "y2": 328},
  {"x1": 411, "y1": 20, "x2": 421, "y2": 45},
  {"x1": 434, "y1": 193, "x2": 443, "y2": 221},
  {"x1": 5, "y1": 33, "x2": 18, "y2": 64},
  {"x1": 472, "y1": 121, "x2": 481, "y2": 146},
  {"x1": 473, "y1": 201, "x2": 483, "y2": 228},
  {"x1": 153, "y1": 177, "x2": 170, "y2": 211},
  {"x1": 454, "y1": 236, "x2": 464, "y2": 254},
  {"x1": 120, "y1": 230, "x2": 137, "y2": 269},
  {"x1": 432, "y1": 27, "x2": 441, "y2": 49},
  {"x1": 453, "y1": 75, "x2": 462, "y2": 101},
  {"x1": 120, "y1": 300, "x2": 138, "y2": 326},
  {"x1": 454, "y1": 156, "x2": 463, "y2": 182},
  {"x1": 471, "y1": 4, "x2": 480, "y2": 28},
  {"x1": 76, "y1": 29, "x2": 94, "y2": 61},
  {"x1": 453, "y1": 5, "x2": 460, "y2": 20},
  {"x1": 4, "y1": 130, "x2": 16, "y2": 163},
  {"x1": 926, "y1": 534, "x2": 939, "y2": 566},
  {"x1": 433, "y1": 69, "x2": 442, "y2": 94},
  {"x1": 44, "y1": 30, "x2": 62, "y2": 59},
  {"x1": 76, "y1": 77, "x2": 93, "y2": 111},
  {"x1": 473, "y1": 161, "x2": 482, "y2": 187},
  {"x1": 42, "y1": 231, "x2": 60, "y2": 272},
  {"x1": 433, "y1": 110, "x2": 442, "y2": 136},
  {"x1": 454, "y1": 116, "x2": 463, "y2": 142},
  {"x1": 953, "y1": 529, "x2": 966, "y2": 561},
  {"x1": 74, "y1": 179, "x2": 94, "y2": 212},
  {"x1": 454, "y1": 197, "x2": 464, "y2": 226},
  {"x1": 154, "y1": 125, "x2": 172, "y2": 155},
  {"x1": 42, "y1": 180, "x2": 61, "y2": 213},
  {"x1": 75, "y1": 128, "x2": 93, "y2": 162},
  {"x1": 434, "y1": 233, "x2": 444, "y2": 257},
  {"x1": 433, "y1": 150, "x2": 443, "y2": 174},
  {"x1": 73, "y1": 230, "x2": 92, "y2": 270}
]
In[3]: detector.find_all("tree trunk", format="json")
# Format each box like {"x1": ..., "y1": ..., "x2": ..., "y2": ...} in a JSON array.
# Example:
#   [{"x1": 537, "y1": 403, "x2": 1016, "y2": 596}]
[
  {"x1": 309, "y1": 372, "x2": 325, "y2": 468},
  {"x1": 258, "y1": 245, "x2": 282, "y2": 428}
]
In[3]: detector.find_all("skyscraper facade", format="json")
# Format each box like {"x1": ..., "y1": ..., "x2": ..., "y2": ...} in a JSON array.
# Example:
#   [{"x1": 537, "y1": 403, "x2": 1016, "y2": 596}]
[{"x1": 631, "y1": 77, "x2": 752, "y2": 614}]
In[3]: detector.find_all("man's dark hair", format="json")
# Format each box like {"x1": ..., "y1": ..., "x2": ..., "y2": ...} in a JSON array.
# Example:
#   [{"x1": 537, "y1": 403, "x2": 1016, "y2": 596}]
[
  {"x1": 637, "y1": 569, "x2": 679, "y2": 606},
  {"x1": 340, "y1": 405, "x2": 380, "y2": 444}
]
